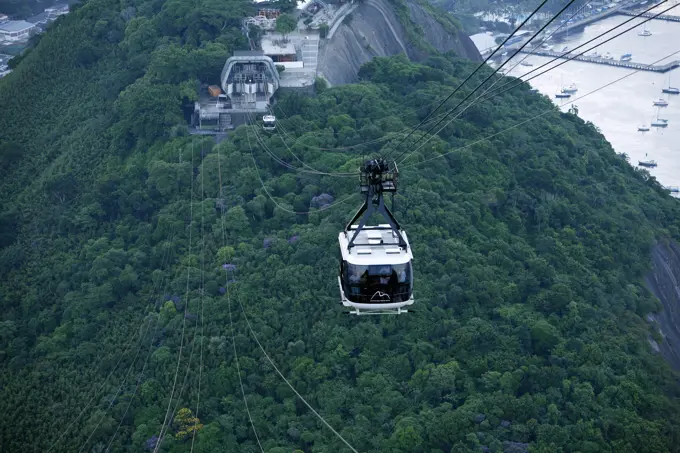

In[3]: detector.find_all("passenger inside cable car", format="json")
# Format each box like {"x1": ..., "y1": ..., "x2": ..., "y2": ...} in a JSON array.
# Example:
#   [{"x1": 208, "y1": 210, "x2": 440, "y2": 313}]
[{"x1": 342, "y1": 262, "x2": 412, "y2": 303}]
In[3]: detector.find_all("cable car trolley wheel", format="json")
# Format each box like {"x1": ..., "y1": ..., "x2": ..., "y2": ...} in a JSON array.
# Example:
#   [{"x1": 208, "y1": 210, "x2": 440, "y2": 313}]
[
  {"x1": 262, "y1": 114, "x2": 276, "y2": 132},
  {"x1": 338, "y1": 158, "x2": 414, "y2": 315}
]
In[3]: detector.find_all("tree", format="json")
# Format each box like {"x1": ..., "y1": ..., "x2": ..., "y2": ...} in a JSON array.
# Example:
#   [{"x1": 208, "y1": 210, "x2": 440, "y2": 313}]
[
  {"x1": 275, "y1": 13, "x2": 297, "y2": 41},
  {"x1": 173, "y1": 408, "x2": 204, "y2": 441}
]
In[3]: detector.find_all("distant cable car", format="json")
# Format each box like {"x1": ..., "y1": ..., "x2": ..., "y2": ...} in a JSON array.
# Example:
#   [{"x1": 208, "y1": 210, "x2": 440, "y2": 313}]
[
  {"x1": 263, "y1": 115, "x2": 276, "y2": 131},
  {"x1": 338, "y1": 158, "x2": 414, "y2": 315}
]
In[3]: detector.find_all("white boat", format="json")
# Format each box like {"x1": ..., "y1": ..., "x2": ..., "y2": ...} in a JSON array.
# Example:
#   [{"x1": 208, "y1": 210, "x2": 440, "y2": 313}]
[
  {"x1": 653, "y1": 98, "x2": 669, "y2": 107},
  {"x1": 520, "y1": 61, "x2": 533, "y2": 67},
  {"x1": 562, "y1": 46, "x2": 569, "y2": 52},
  {"x1": 588, "y1": 51, "x2": 601, "y2": 58},
  {"x1": 638, "y1": 125, "x2": 650, "y2": 132},
  {"x1": 620, "y1": 53, "x2": 633, "y2": 61},
  {"x1": 561, "y1": 83, "x2": 578, "y2": 94},
  {"x1": 662, "y1": 73, "x2": 679, "y2": 94},
  {"x1": 638, "y1": 25, "x2": 652, "y2": 37},
  {"x1": 651, "y1": 118, "x2": 669, "y2": 127},
  {"x1": 603, "y1": 52, "x2": 613, "y2": 60},
  {"x1": 639, "y1": 159, "x2": 657, "y2": 168}
]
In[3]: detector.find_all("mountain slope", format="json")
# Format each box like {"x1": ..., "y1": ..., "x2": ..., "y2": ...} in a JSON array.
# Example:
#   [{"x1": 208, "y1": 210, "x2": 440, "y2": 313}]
[
  {"x1": 1, "y1": 0, "x2": 680, "y2": 452},
  {"x1": 318, "y1": 0, "x2": 481, "y2": 86}
]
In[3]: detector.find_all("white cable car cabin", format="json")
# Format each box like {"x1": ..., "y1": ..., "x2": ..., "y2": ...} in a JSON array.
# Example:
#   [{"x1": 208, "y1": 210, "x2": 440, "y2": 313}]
[
  {"x1": 338, "y1": 159, "x2": 414, "y2": 315},
  {"x1": 262, "y1": 115, "x2": 276, "y2": 131}
]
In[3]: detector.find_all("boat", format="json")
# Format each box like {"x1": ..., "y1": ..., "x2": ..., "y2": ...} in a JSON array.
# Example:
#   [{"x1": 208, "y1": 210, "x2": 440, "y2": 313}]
[
  {"x1": 651, "y1": 118, "x2": 669, "y2": 127},
  {"x1": 662, "y1": 73, "x2": 679, "y2": 94},
  {"x1": 520, "y1": 61, "x2": 533, "y2": 67},
  {"x1": 561, "y1": 83, "x2": 578, "y2": 94},
  {"x1": 638, "y1": 159, "x2": 657, "y2": 168},
  {"x1": 653, "y1": 98, "x2": 669, "y2": 107},
  {"x1": 588, "y1": 51, "x2": 601, "y2": 58},
  {"x1": 620, "y1": 53, "x2": 633, "y2": 61},
  {"x1": 603, "y1": 52, "x2": 613, "y2": 60},
  {"x1": 638, "y1": 124, "x2": 650, "y2": 132},
  {"x1": 665, "y1": 186, "x2": 680, "y2": 193},
  {"x1": 555, "y1": 92, "x2": 571, "y2": 99},
  {"x1": 562, "y1": 46, "x2": 569, "y2": 52},
  {"x1": 638, "y1": 25, "x2": 652, "y2": 37}
]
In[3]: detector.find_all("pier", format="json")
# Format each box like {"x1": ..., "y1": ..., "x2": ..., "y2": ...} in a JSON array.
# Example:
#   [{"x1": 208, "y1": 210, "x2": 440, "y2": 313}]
[
  {"x1": 618, "y1": 9, "x2": 680, "y2": 22},
  {"x1": 540, "y1": 0, "x2": 648, "y2": 40},
  {"x1": 515, "y1": 49, "x2": 680, "y2": 73}
]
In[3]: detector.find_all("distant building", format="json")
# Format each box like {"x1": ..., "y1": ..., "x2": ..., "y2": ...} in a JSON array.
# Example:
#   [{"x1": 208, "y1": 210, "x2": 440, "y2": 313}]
[
  {"x1": 261, "y1": 34, "x2": 299, "y2": 64},
  {"x1": 258, "y1": 8, "x2": 281, "y2": 19},
  {"x1": 0, "y1": 20, "x2": 36, "y2": 42},
  {"x1": 45, "y1": 3, "x2": 69, "y2": 18},
  {"x1": 0, "y1": 14, "x2": 8, "y2": 24},
  {"x1": 27, "y1": 12, "x2": 50, "y2": 29}
]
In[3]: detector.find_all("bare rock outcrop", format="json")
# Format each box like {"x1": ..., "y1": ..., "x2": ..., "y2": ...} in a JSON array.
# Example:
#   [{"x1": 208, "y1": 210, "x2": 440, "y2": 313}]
[
  {"x1": 644, "y1": 240, "x2": 680, "y2": 370},
  {"x1": 317, "y1": 0, "x2": 481, "y2": 86}
]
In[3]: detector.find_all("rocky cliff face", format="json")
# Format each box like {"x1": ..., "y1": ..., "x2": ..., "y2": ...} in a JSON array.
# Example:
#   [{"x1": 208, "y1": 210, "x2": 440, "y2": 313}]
[
  {"x1": 317, "y1": 0, "x2": 481, "y2": 86},
  {"x1": 645, "y1": 240, "x2": 680, "y2": 371}
]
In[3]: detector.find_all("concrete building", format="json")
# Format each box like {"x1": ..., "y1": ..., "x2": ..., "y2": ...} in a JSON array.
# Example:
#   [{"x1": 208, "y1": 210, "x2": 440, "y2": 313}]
[
  {"x1": 220, "y1": 50, "x2": 280, "y2": 111},
  {"x1": 261, "y1": 35, "x2": 299, "y2": 65},
  {"x1": 27, "y1": 12, "x2": 50, "y2": 29},
  {"x1": 0, "y1": 20, "x2": 36, "y2": 42},
  {"x1": 45, "y1": 3, "x2": 69, "y2": 18},
  {"x1": 191, "y1": 51, "x2": 281, "y2": 131}
]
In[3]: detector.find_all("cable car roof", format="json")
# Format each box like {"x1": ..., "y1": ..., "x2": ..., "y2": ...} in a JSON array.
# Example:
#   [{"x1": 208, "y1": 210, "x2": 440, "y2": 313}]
[
  {"x1": 339, "y1": 225, "x2": 413, "y2": 265},
  {"x1": 263, "y1": 115, "x2": 276, "y2": 122}
]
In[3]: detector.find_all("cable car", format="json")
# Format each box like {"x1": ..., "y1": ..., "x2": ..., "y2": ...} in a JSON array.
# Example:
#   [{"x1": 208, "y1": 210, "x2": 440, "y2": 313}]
[
  {"x1": 263, "y1": 115, "x2": 276, "y2": 131},
  {"x1": 338, "y1": 158, "x2": 414, "y2": 315}
]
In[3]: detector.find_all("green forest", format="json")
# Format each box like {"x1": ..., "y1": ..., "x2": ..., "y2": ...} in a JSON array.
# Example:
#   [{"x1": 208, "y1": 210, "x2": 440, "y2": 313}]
[{"x1": 2, "y1": 0, "x2": 680, "y2": 451}]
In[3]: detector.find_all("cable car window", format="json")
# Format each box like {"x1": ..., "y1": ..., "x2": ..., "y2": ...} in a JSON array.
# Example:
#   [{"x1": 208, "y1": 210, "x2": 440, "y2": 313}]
[{"x1": 343, "y1": 262, "x2": 412, "y2": 302}]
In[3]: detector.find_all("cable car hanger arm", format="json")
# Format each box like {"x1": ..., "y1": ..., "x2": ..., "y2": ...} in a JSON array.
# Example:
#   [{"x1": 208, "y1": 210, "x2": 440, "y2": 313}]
[{"x1": 346, "y1": 160, "x2": 407, "y2": 250}]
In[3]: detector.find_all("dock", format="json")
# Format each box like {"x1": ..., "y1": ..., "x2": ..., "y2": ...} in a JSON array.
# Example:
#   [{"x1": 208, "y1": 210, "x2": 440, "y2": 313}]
[
  {"x1": 540, "y1": 0, "x2": 650, "y2": 39},
  {"x1": 618, "y1": 9, "x2": 680, "y2": 22},
  {"x1": 492, "y1": 0, "x2": 665, "y2": 55},
  {"x1": 515, "y1": 49, "x2": 680, "y2": 72}
]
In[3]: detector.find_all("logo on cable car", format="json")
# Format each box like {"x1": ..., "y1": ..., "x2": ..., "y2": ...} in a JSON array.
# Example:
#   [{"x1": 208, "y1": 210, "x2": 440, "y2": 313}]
[{"x1": 371, "y1": 291, "x2": 391, "y2": 302}]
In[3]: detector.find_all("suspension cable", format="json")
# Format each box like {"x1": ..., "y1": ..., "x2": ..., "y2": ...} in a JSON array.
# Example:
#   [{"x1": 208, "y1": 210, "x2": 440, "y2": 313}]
[
  {"x1": 388, "y1": 0, "x2": 579, "y2": 163},
  {"x1": 153, "y1": 139, "x2": 196, "y2": 453},
  {"x1": 401, "y1": 49, "x2": 680, "y2": 170},
  {"x1": 232, "y1": 277, "x2": 360, "y2": 453},
  {"x1": 245, "y1": 118, "x2": 360, "y2": 215},
  {"x1": 384, "y1": 0, "x2": 557, "y2": 160},
  {"x1": 398, "y1": 1, "x2": 678, "y2": 165}
]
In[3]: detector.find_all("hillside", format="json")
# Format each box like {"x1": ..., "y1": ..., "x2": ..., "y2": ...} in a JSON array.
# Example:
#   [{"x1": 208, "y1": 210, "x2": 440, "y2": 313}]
[
  {"x1": 2, "y1": 0, "x2": 680, "y2": 452},
  {"x1": 318, "y1": 0, "x2": 481, "y2": 86}
]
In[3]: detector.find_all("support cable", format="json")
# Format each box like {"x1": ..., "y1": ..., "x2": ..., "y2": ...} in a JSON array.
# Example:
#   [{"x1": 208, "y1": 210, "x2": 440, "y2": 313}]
[
  {"x1": 396, "y1": 0, "x2": 675, "y2": 165},
  {"x1": 400, "y1": 49, "x2": 680, "y2": 170},
  {"x1": 153, "y1": 139, "x2": 197, "y2": 453},
  {"x1": 216, "y1": 119, "x2": 266, "y2": 453},
  {"x1": 385, "y1": 0, "x2": 558, "y2": 159}
]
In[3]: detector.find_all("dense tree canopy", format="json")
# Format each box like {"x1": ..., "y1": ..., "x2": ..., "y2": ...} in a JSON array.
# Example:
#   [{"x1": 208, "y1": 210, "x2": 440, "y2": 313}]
[{"x1": 1, "y1": 0, "x2": 680, "y2": 452}]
